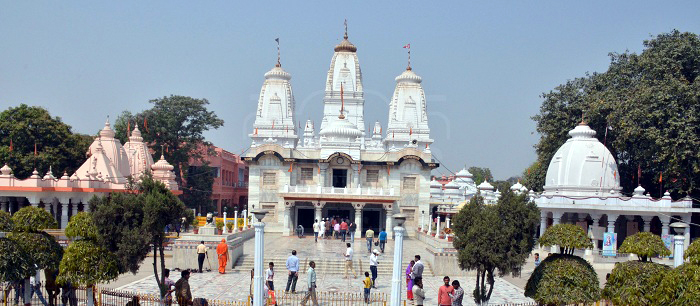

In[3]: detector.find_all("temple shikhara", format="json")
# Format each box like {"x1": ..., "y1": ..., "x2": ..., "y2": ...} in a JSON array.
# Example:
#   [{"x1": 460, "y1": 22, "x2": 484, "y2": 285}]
[
  {"x1": 244, "y1": 26, "x2": 438, "y2": 236},
  {"x1": 0, "y1": 119, "x2": 180, "y2": 228}
]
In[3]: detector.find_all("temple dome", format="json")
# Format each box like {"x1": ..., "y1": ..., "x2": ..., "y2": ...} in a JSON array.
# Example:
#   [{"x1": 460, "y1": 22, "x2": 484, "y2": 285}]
[
  {"x1": 89, "y1": 118, "x2": 131, "y2": 178},
  {"x1": 543, "y1": 123, "x2": 622, "y2": 196},
  {"x1": 264, "y1": 66, "x2": 292, "y2": 80},
  {"x1": 334, "y1": 35, "x2": 357, "y2": 53},
  {"x1": 395, "y1": 69, "x2": 422, "y2": 84},
  {"x1": 477, "y1": 180, "x2": 495, "y2": 191},
  {"x1": 511, "y1": 181, "x2": 524, "y2": 191},
  {"x1": 319, "y1": 116, "x2": 362, "y2": 139}
]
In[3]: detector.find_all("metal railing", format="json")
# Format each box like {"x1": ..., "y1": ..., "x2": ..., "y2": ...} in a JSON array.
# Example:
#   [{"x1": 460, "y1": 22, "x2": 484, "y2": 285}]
[
  {"x1": 1, "y1": 281, "x2": 89, "y2": 306},
  {"x1": 282, "y1": 185, "x2": 396, "y2": 196}
]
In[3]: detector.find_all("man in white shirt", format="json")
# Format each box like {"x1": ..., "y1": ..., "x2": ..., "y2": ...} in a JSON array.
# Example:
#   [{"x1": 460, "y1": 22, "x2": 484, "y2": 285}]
[
  {"x1": 313, "y1": 219, "x2": 320, "y2": 243},
  {"x1": 30, "y1": 268, "x2": 48, "y2": 306},
  {"x1": 343, "y1": 243, "x2": 356, "y2": 279},
  {"x1": 319, "y1": 219, "x2": 326, "y2": 240},
  {"x1": 369, "y1": 249, "x2": 379, "y2": 288}
]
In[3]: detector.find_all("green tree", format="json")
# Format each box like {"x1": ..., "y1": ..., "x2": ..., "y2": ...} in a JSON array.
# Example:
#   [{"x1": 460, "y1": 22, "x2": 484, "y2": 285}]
[
  {"x1": 0, "y1": 104, "x2": 92, "y2": 179},
  {"x1": 603, "y1": 261, "x2": 670, "y2": 305},
  {"x1": 452, "y1": 189, "x2": 539, "y2": 304},
  {"x1": 538, "y1": 224, "x2": 593, "y2": 255},
  {"x1": 113, "y1": 95, "x2": 224, "y2": 188},
  {"x1": 11, "y1": 206, "x2": 58, "y2": 232},
  {"x1": 530, "y1": 30, "x2": 700, "y2": 198},
  {"x1": 619, "y1": 232, "x2": 671, "y2": 262},
  {"x1": 525, "y1": 254, "x2": 601, "y2": 305},
  {"x1": 468, "y1": 167, "x2": 493, "y2": 186},
  {"x1": 522, "y1": 161, "x2": 546, "y2": 192},
  {"x1": 653, "y1": 263, "x2": 700, "y2": 305},
  {"x1": 685, "y1": 238, "x2": 700, "y2": 265},
  {"x1": 0, "y1": 238, "x2": 32, "y2": 284},
  {"x1": 9, "y1": 207, "x2": 62, "y2": 272},
  {"x1": 0, "y1": 210, "x2": 12, "y2": 231},
  {"x1": 184, "y1": 163, "x2": 216, "y2": 213}
]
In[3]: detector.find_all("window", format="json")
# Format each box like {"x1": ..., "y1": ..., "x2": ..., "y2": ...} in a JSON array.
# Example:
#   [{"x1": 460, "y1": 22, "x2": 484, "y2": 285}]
[
  {"x1": 301, "y1": 168, "x2": 314, "y2": 181},
  {"x1": 366, "y1": 170, "x2": 379, "y2": 183},
  {"x1": 263, "y1": 172, "x2": 277, "y2": 186},
  {"x1": 403, "y1": 176, "x2": 417, "y2": 190},
  {"x1": 239, "y1": 168, "x2": 245, "y2": 183}
]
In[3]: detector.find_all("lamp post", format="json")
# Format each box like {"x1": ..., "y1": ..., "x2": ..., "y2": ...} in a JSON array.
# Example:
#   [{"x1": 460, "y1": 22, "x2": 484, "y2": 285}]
[
  {"x1": 671, "y1": 222, "x2": 689, "y2": 268},
  {"x1": 420, "y1": 210, "x2": 425, "y2": 232},
  {"x1": 223, "y1": 206, "x2": 227, "y2": 232},
  {"x1": 233, "y1": 209, "x2": 239, "y2": 233},
  {"x1": 243, "y1": 209, "x2": 248, "y2": 229},
  {"x1": 251, "y1": 209, "x2": 268, "y2": 306},
  {"x1": 390, "y1": 214, "x2": 407, "y2": 306}
]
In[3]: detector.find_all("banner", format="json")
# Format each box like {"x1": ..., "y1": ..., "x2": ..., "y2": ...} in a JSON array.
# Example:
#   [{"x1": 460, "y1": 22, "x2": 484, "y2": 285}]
[
  {"x1": 602, "y1": 232, "x2": 617, "y2": 256},
  {"x1": 662, "y1": 234, "x2": 674, "y2": 259}
]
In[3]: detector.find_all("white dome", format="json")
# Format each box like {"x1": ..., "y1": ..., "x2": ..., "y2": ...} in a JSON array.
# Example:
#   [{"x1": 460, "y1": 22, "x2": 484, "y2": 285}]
[
  {"x1": 456, "y1": 168, "x2": 473, "y2": 178},
  {"x1": 319, "y1": 116, "x2": 362, "y2": 139},
  {"x1": 477, "y1": 180, "x2": 495, "y2": 191},
  {"x1": 264, "y1": 66, "x2": 291, "y2": 80},
  {"x1": 430, "y1": 178, "x2": 442, "y2": 188},
  {"x1": 395, "y1": 68, "x2": 422, "y2": 84},
  {"x1": 511, "y1": 181, "x2": 523, "y2": 191},
  {"x1": 543, "y1": 123, "x2": 621, "y2": 196}
]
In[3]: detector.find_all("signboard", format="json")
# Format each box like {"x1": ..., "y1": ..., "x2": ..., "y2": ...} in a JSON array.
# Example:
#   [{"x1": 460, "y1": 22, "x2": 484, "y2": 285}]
[
  {"x1": 662, "y1": 234, "x2": 674, "y2": 259},
  {"x1": 602, "y1": 232, "x2": 617, "y2": 256}
]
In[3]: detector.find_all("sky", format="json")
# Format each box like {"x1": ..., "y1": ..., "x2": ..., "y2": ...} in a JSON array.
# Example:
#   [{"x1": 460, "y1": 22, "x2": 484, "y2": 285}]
[{"x1": 1, "y1": 1, "x2": 699, "y2": 180}]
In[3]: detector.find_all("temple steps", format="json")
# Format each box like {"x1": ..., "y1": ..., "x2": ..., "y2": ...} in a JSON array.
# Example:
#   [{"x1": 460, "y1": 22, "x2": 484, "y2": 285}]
[{"x1": 230, "y1": 255, "x2": 433, "y2": 276}]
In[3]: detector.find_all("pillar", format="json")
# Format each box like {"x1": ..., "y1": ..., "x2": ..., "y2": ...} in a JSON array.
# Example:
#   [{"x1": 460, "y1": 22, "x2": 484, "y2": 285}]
[
  {"x1": 319, "y1": 163, "x2": 329, "y2": 187},
  {"x1": 590, "y1": 214, "x2": 601, "y2": 251},
  {"x1": 354, "y1": 203, "x2": 364, "y2": 237},
  {"x1": 427, "y1": 212, "x2": 433, "y2": 236},
  {"x1": 436, "y1": 215, "x2": 441, "y2": 238},
  {"x1": 315, "y1": 203, "x2": 323, "y2": 224},
  {"x1": 243, "y1": 209, "x2": 248, "y2": 228},
  {"x1": 233, "y1": 210, "x2": 239, "y2": 233},
  {"x1": 539, "y1": 211, "x2": 548, "y2": 239},
  {"x1": 420, "y1": 210, "x2": 425, "y2": 232},
  {"x1": 678, "y1": 216, "x2": 691, "y2": 250},
  {"x1": 550, "y1": 211, "x2": 562, "y2": 253},
  {"x1": 0, "y1": 197, "x2": 8, "y2": 212},
  {"x1": 606, "y1": 214, "x2": 617, "y2": 233},
  {"x1": 351, "y1": 164, "x2": 360, "y2": 188},
  {"x1": 674, "y1": 232, "x2": 685, "y2": 268},
  {"x1": 283, "y1": 203, "x2": 292, "y2": 236},
  {"x1": 661, "y1": 216, "x2": 670, "y2": 237},
  {"x1": 641, "y1": 216, "x2": 653, "y2": 232},
  {"x1": 389, "y1": 216, "x2": 406, "y2": 306},
  {"x1": 72, "y1": 202, "x2": 79, "y2": 218},
  {"x1": 61, "y1": 202, "x2": 69, "y2": 229},
  {"x1": 384, "y1": 205, "x2": 393, "y2": 238},
  {"x1": 252, "y1": 211, "x2": 267, "y2": 306}
]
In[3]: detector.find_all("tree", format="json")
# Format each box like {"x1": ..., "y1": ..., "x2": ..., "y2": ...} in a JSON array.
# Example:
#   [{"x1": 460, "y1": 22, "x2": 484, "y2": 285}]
[
  {"x1": 0, "y1": 212, "x2": 30, "y2": 284},
  {"x1": 529, "y1": 30, "x2": 700, "y2": 198},
  {"x1": 619, "y1": 232, "x2": 671, "y2": 262},
  {"x1": 9, "y1": 207, "x2": 62, "y2": 272},
  {"x1": 58, "y1": 212, "x2": 119, "y2": 306},
  {"x1": 521, "y1": 161, "x2": 545, "y2": 192},
  {"x1": 538, "y1": 224, "x2": 593, "y2": 255},
  {"x1": 452, "y1": 189, "x2": 539, "y2": 304},
  {"x1": 603, "y1": 261, "x2": 670, "y2": 305},
  {"x1": 652, "y1": 263, "x2": 700, "y2": 305},
  {"x1": 525, "y1": 254, "x2": 601, "y2": 305},
  {"x1": 0, "y1": 104, "x2": 93, "y2": 179},
  {"x1": 113, "y1": 96, "x2": 224, "y2": 188},
  {"x1": 183, "y1": 163, "x2": 216, "y2": 213},
  {"x1": 468, "y1": 167, "x2": 493, "y2": 186},
  {"x1": 11, "y1": 206, "x2": 58, "y2": 232}
]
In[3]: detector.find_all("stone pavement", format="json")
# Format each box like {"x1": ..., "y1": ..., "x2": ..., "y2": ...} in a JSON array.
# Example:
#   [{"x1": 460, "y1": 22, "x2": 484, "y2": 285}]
[{"x1": 115, "y1": 234, "x2": 534, "y2": 305}]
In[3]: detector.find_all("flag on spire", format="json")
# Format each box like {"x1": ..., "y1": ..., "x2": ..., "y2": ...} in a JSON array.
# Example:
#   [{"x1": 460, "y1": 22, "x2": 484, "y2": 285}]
[
  {"x1": 9, "y1": 139, "x2": 13, "y2": 152},
  {"x1": 34, "y1": 143, "x2": 37, "y2": 156},
  {"x1": 288, "y1": 162, "x2": 293, "y2": 173},
  {"x1": 659, "y1": 172, "x2": 663, "y2": 183},
  {"x1": 409, "y1": 127, "x2": 413, "y2": 136},
  {"x1": 403, "y1": 43, "x2": 410, "y2": 49},
  {"x1": 637, "y1": 165, "x2": 642, "y2": 185},
  {"x1": 127, "y1": 120, "x2": 131, "y2": 137},
  {"x1": 144, "y1": 117, "x2": 149, "y2": 133}
]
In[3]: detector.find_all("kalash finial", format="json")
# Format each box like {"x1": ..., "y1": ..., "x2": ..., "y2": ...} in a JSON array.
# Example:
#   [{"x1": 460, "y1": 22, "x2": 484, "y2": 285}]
[
  {"x1": 579, "y1": 113, "x2": 587, "y2": 125},
  {"x1": 403, "y1": 43, "x2": 411, "y2": 70},
  {"x1": 275, "y1": 37, "x2": 281, "y2": 67},
  {"x1": 344, "y1": 19, "x2": 348, "y2": 40}
]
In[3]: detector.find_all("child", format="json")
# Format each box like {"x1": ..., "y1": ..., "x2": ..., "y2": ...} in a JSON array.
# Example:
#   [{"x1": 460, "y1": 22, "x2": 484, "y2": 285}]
[
  {"x1": 266, "y1": 262, "x2": 275, "y2": 291},
  {"x1": 534, "y1": 253, "x2": 541, "y2": 267},
  {"x1": 363, "y1": 271, "x2": 372, "y2": 304}
]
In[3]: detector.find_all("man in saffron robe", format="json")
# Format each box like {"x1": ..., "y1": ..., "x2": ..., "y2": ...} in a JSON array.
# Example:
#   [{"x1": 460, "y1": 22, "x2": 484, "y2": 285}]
[{"x1": 216, "y1": 238, "x2": 228, "y2": 274}]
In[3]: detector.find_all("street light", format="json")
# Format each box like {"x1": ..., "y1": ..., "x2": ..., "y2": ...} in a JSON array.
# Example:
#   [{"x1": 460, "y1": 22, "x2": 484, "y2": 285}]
[
  {"x1": 251, "y1": 209, "x2": 268, "y2": 306},
  {"x1": 390, "y1": 214, "x2": 407, "y2": 306},
  {"x1": 670, "y1": 222, "x2": 689, "y2": 268}
]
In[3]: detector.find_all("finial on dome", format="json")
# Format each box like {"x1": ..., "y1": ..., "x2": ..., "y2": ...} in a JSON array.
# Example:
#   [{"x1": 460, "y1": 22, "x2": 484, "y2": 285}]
[
  {"x1": 275, "y1": 37, "x2": 281, "y2": 67},
  {"x1": 344, "y1": 19, "x2": 348, "y2": 40},
  {"x1": 579, "y1": 113, "x2": 587, "y2": 125},
  {"x1": 404, "y1": 43, "x2": 412, "y2": 70}
]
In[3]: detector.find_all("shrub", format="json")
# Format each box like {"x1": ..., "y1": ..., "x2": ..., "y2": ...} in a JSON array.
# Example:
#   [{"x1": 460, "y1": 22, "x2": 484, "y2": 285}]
[
  {"x1": 57, "y1": 240, "x2": 119, "y2": 286},
  {"x1": 538, "y1": 224, "x2": 592, "y2": 254},
  {"x1": 216, "y1": 220, "x2": 224, "y2": 230},
  {"x1": 65, "y1": 212, "x2": 99, "y2": 241},
  {"x1": 619, "y1": 232, "x2": 671, "y2": 262},
  {"x1": 0, "y1": 210, "x2": 13, "y2": 231},
  {"x1": 685, "y1": 239, "x2": 700, "y2": 265},
  {"x1": 602, "y1": 261, "x2": 671, "y2": 305},
  {"x1": 652, "y1": 263, "x2": 700, "y2": 305},
  {"x1": 0, "y1": 237, "x2": 32, "y2": 282},
  {"x1": 11, "y1": 206, "x2": 58, "y2": 232},
  {"x1": 525, "y1": 253, "x2": 600, "y2": 305}
]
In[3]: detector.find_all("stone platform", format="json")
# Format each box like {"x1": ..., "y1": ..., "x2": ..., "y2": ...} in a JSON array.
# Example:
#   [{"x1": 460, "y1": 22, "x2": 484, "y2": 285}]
[{"x1": 172, "y1": 228, "x2": 255, "y2": 270}]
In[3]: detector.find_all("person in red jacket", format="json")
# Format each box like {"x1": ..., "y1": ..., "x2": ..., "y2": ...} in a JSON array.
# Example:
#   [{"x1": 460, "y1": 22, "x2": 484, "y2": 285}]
[{"x1": 437, "y1": 276, "x2": 454, "y2": 306}]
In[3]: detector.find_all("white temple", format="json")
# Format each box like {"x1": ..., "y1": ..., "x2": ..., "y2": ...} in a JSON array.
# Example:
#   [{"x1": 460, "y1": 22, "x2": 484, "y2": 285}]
[
  {"x1": 533, "y1": 122, "x2": 700, "y2": 251},
  {"x1": 245, "y1": 27, "x2": 438, "y2": 236},
  {"x1": 0, "y1": 119, "x2": 180, "y2": 228}
]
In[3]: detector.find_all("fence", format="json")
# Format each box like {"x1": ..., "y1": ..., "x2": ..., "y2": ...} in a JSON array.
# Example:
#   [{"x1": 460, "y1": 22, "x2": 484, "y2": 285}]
[{"x1": 1, "y1": 282, "x2": 89, "y2": 306}]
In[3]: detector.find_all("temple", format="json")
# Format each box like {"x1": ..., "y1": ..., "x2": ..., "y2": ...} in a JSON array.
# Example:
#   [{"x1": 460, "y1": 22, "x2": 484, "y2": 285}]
[
  {"x1": 245, "y1": 26, "x2": 438, "y2": 236},
  {"x1": 0, "y1": 119, "x2": 180, "y2": 228}
]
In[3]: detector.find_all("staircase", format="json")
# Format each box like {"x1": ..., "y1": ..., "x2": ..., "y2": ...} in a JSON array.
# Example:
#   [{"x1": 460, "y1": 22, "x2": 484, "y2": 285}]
[{"x1": 231, "y1": 255, "x2": 434, "y2": 276}]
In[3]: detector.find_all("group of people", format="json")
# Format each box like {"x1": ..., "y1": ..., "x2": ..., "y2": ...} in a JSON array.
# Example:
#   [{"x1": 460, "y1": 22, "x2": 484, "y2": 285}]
[
  {"x1": 311, "y1": 217, "x2": 357, "y2": 242},
  {"x1": 364, "y1": 227, "x2": 388, "y2": 253},
  {"x1": 4, "y1": 269, "x2": 77, "y2": 306}
]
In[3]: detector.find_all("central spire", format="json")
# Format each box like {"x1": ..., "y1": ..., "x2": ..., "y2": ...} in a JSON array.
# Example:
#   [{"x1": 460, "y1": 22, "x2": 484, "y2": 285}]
[
  {"x1": 339, "y1": 82, "x2": 345, "y2": 119},
  {"x1": 344, "y1": 18, "x2": 348, "y2": 40},
  {"x1": 334, "y1": 19, "x2": 357, "y2": 52},
  {"x1": 275, "y1": 37, "x2": 281, "y2": 67}
]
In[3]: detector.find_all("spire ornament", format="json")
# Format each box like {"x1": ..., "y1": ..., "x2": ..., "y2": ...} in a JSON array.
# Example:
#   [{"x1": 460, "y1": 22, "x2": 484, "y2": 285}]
[
  {"x1": 403, "y1": 43, "x2": 411, "y2": 70},
  {"x1": 344, "y1": 19, "x2": 348, "y2": 39},
  {"x1": 275, "y1": 38, "x2": 281, "y2": 67},
  {"x1": 339, "y1": 82, "x2": 346, "y2": 119}
]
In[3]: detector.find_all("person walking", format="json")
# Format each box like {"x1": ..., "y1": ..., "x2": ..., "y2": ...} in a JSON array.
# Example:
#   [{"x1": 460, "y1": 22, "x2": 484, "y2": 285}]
[
  {"x1": 196, "y1": 241, "x2": 207, "y2": 273},
  {"x1": 413, "y1": 278, "x2": 425, "y2": 306},
  {"x1": 406, "y1": 261, "x2": 414, "y2": 301},
  {"x1": 363, "y1": 271, "x2": 372, "y2": 304},
  {"x1": 340, "y1": 219, "x2": 348, "y2": 242},
  {"x1": 333, "y1": 222, "x2": 340, "y2": 240},
  {"x1": 534, "y1": 253, "x2": 541, "y2": 267},
  {"x1": 349, "y1": 222, "x2": 357, "y2": 242},
  {"x1": 437, "y1": 276, "x2": 454, "y2": 306},
  {"x1": 285, "y1": 250, "x2": 300, "y2": 293},
  {"x1": 344, "y1": 243, "x2": 357, "y2": 279},
  {"x1": 266, "y1": 262, "x2": 275, "y2": 291},
  {"x1": 313, "y1": 219, "x2": 320, "y2": 243},
  {"x1": 319, "y1": 218, "x2": 326, "y2": 240},
  {"x1": 29, "y1": 268, "x2": 48, "y2": 306},
  {"x1": 300, "y1": 261, "x2": 319, "y2": 306},
  {"x1": 216, "y1": 238, "x2": 228, "y2": 274},
  {"x1": 163, "y1": 269, "x2": 176, "y2": 305},
  {"x1": 449, "y1": 280, "x2": 464, "y2": 306},
  {"x1": 369, "y1": 249, "x2": 379, "y2": 288},
  {"x1": 365, "y1": 228, "x2": 375, "y2": 253},
  {"x1": 175, "y1": 270, "x2": 192, "y2": 306},
  {"x1": 410, "y1": 255, "x2": 424, "y2": 281},
  {"x1": 325, "y1": 218, "x2": 331, "y2": 239},
  {"x1": 378, "y1": 229, "x2": 388, "y2": 253}
]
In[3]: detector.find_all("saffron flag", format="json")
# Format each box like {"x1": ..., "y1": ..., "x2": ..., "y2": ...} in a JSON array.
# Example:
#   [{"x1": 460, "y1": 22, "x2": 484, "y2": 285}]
[
  {"x1": 409, "y1": 127, "x2": 412, "y2": 135},
  {"x1": 9, "y1": 139, "x2": 13, "y2": 152},
  {"x1": 659, "y1": 172, "x2": 663, "y2": 183},
  {"x1": 127, "y1": 120, "x2": 131, "y2": 136},
  {"x1": 387, "y1": 164, "x2": 391, "y2": 175},
  {"x1": 144, "y1": 117, "x2": 149, "y2": 132},
  {"x1": 403, "y1": 44, "x2": 410, "y2": 49},
  {"x1": 288, "y1": 162, "x2": 293, "y2": 172},
  {"x1": 34, "y1": 143, "x2": 37, "y2": 156},
  {"x1": 272, "y1": 120, "x2": 275, "y2": 129}
]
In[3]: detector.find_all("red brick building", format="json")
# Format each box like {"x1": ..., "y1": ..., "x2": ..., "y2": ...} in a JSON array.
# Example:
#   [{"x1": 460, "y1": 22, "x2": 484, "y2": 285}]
[{"x1": 190, "y1": 146, "x2": 248, "y2": 216}]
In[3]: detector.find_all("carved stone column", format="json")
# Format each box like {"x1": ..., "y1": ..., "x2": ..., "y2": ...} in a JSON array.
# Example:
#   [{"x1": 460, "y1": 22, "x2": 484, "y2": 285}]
[{"x1": 353, "y1": 203, "x2": 366, "y2": 237}]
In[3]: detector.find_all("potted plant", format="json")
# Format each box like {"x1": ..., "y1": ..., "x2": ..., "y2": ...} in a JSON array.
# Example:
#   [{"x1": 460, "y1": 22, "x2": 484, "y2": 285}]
[
  {"x1": 192, "y1": 218, "x2": 200, "y2": 234},
  {"x1": 237, "y1": 218, "x2": 244, "y2": 231},
  {"x1": 216, "y1": 220, "x2": 225, "y2": 235},
  {"x1": 247, "y1": 215, "x2": 253, "y2": 228},
  {"x1": 226, "y1": 222, "x2": 234, "y2": 233},
  {"x1": 431, "y1": 224, "x2": 437, "y2": 236},
  {"x1": 444, "y1": 228, "x2": 453, "y2": 241}
]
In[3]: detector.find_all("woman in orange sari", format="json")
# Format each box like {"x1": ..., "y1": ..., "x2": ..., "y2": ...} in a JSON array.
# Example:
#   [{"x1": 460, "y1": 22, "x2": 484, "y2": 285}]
[{"x1": 216, "y1": 238, "x2": 228, "y2": 274}]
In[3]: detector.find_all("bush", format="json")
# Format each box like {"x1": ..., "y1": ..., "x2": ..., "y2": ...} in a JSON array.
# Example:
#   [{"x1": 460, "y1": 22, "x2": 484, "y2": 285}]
[
  {"x1": 619, "y1": 232, "x2": 671, "y2": 261},
  {"x1": 685, "y1": 239, "x2": 700, "y2": 265},
  {"x1": 525, "y1": 253, "x2": 600, "y2": 305},
  {"x1": 538, "y1": 224, "x2": 592, "y2": 254},
  {"x1": 226, "y1": 222, "x2": 234, "y2": 231},
  {"x1": 11, "y1": 206, "x2": 58, "y2": 232},
  {"x1": 57, "y1": 240, "x2": 119, "y2": 286},
  {"x1": 0, "y1": 210, "x2": 13, "y2": 231},
  {"x1": 602, "y1": 261, "x2": 671, "y2": 305},
  {"x1": 8, "y1": 232, "x2": 63, "y2": 271},
  {"x1": 65, "y1": 212, "x2": 99, "y2": 241},
  {"x1": 652, "y1": 263, "x2": 700, "y2": 305},
  {"x1": 0, "y1": 237, "x2": 32, "y2": 282}
]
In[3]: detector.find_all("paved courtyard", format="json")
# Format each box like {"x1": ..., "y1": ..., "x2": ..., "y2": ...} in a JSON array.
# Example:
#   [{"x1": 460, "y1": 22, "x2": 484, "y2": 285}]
[{"x1": 116, "y1": 233, "x2": 535, "y2": 305}]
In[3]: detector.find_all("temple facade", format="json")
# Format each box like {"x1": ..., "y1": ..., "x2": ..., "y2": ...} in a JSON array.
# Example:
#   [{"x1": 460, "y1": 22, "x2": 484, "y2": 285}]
[
  {"x1": 0, "y1": 119, "x2": 180, "y2": 228},
  {"x1": 245, "y1": 28, "x2": 438, "y2": 236},
  {"x1": 533, "y1": 122, "x2": 700, "y2": 251}
]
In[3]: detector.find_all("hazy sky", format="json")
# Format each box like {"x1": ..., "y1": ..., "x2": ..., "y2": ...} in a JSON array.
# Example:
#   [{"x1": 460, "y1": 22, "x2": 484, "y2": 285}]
[{"x1": 2, "y1": 1, "x2": 699, "y2": 180}]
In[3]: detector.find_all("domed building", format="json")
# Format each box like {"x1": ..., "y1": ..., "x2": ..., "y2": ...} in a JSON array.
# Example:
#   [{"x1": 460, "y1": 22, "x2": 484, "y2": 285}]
[
  {"x1": 0, "y1": 120, "x2": 180, "y2": 228},
  {"x1": 533, "y1": 122, "x2": 699, "y2": 252},
  {"x1": 245, "y1": 26, "x2": 439, "y2": 236}
]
